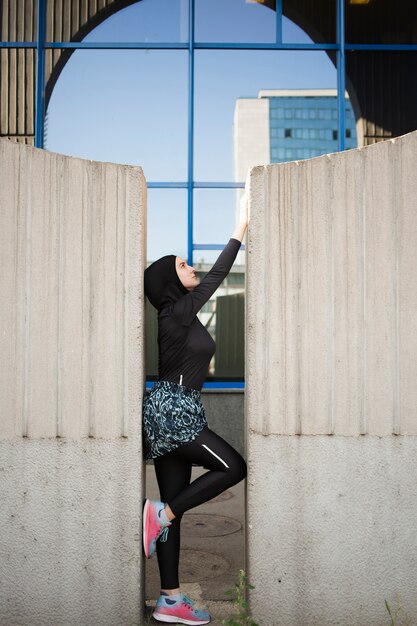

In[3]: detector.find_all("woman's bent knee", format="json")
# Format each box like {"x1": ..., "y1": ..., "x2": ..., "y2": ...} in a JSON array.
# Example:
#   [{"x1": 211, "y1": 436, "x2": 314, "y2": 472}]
[{"x1": 229, "y1": 454, "x2": 247, "y2": 484}]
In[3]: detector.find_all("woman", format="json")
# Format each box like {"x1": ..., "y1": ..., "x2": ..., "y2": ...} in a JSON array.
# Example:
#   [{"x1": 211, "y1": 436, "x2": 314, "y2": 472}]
[{"x1": 142, "y1": 194, "x2": 249, "y2": 625}]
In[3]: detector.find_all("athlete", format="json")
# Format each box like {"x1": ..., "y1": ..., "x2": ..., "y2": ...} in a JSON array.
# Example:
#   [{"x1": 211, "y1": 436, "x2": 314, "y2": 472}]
[{"x1": 142, "y1": 192, "x2": 249, "y2": 625}]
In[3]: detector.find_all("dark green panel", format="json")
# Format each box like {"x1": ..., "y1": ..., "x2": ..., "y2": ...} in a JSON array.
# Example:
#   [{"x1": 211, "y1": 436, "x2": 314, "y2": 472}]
[
  {"x1": 214, "y1": 292, "x2": 245, "y2": 378},
  {"x1": 145, "y1": 298, "x2": 158, "y2": 378}
]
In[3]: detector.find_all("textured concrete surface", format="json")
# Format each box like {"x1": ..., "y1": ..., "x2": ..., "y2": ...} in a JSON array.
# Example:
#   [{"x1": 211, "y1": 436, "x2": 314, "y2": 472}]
[
  {"x1": 246, "y1": 130, "x2": 417, "y2": 625},
  {"x1": 0, "y1": 137, "x2": 147, "y2": 625},
  {"x1": 2, "y1": 440, "x2": 144, "y2": 626},
  {"x1": 246, "y1": 131, "x2": 417, "y2": 437},
  {"x1": 201, "y1": 390, "x2": 244, "y2": 457},
  {"x1": 0, "y1": 136, "x2": 146, "y2": 439},
  {"x1": 247, "y1": 434, "x2": 417, "y2": 626}
]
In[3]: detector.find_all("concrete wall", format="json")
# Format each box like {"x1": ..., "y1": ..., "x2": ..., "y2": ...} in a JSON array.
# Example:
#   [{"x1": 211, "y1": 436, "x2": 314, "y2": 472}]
[
  {"x1": 202, "y1": 391, "x2": 244, "y2": 458},
  {"x1": 0, "y1": 138, "x2": 146, "y2": 625},
  {"x1": 246, "y1": 131, "x2": 417, "y2": 625}
]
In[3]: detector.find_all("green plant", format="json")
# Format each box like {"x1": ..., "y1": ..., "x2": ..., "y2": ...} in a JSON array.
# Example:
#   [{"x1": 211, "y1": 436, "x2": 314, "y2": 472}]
[
  {"x1": 221, "y1": 568, "x2": 259, "y2": 626},
  {"x1": 384, "y1": 593, "x2": 413, "y2": 626},
  {"x1": 385, "y1": 599, "x2": 396, "y2": 626}
]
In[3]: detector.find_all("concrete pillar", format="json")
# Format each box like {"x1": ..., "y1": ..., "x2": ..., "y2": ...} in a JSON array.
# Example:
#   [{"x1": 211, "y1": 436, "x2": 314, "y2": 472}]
[
  {"x1": 0, "y1": 137, "x2": 146, "y2": 625},
  {"x1": 246, "y1": 130, "x2": 417, "y2": 625}
]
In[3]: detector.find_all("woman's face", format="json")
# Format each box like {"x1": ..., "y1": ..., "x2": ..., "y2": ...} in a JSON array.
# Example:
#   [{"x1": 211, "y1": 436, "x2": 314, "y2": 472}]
[{"x1": 175, "y1": 256, "x2": 200, "y2": 290}]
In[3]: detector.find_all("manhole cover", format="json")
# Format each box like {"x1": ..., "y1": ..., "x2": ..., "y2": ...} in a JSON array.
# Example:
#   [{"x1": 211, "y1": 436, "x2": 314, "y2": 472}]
[
  {"x1": 180, "y1": 549, "x2": 230, "y2": 581},
  {"x1": 182, "y1": 513, "x2": 242, "y2": 537}
]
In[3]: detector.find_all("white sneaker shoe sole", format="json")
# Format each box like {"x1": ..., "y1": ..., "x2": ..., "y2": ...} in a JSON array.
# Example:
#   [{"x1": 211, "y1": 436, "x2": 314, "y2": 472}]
[{"x1": 153, "y1": 610, "x2": 210, "y2": 624}]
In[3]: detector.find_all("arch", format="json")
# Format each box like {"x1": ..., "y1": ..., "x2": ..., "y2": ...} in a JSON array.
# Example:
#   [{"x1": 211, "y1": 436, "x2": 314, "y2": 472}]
[
  {"x1": 45, "y1": 0, "x2": 139, "y2": 112},
  {"x1": 3, "y1": 0, "x2": 415, "y2": 145}
]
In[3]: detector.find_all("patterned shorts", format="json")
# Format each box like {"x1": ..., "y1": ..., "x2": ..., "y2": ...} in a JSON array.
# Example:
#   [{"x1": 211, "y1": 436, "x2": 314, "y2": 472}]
[{"x1": 142, "y1": 380, "x2": 208, "y2": 460}]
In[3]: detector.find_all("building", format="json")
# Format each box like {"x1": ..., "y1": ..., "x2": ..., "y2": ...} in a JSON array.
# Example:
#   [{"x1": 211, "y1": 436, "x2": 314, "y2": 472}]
[
  {"x1": 266, "y1": 88, "x2": 357, "y2": 163},
  {"x1": 234, "y1": 88, "x2": 357, "y2": 181}
]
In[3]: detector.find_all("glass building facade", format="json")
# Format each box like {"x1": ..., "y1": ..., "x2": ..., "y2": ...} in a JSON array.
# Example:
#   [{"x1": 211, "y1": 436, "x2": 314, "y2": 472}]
[
  {"x1": 268, "y1": 90, "x2": 357, "y2": 162},
  {"x1": 1, "y1": 0, "x2": 416, "y2": 389}
]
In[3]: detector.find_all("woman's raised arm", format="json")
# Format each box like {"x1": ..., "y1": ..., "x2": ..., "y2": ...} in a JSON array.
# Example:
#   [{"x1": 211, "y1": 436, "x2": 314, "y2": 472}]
[{"x1": 171, "y1": 191, "x2": 249, "y2": 326}]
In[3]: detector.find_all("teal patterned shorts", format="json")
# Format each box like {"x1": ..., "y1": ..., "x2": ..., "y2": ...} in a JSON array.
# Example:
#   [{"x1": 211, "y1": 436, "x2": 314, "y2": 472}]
[{"x1": 142, "y1": 380, "x2": 208, "y2": 460}]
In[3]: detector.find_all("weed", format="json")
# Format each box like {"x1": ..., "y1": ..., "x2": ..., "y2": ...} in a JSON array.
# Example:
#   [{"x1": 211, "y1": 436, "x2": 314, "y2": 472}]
[
  {"x1": 384, "y1": 593, "x2": 413, "y2": 626},
  {"x1": 386, "y1": 599, "x2": 396, "y2": 626},
  {"x1": 221, "y1": 568, "x2": 259, "y2": 626}
]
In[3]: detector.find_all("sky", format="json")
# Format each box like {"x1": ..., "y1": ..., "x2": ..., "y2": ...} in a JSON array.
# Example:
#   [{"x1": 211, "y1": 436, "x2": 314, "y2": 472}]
[{"x1": 44, "y1": 0, "x2": 339, "y2": 262}]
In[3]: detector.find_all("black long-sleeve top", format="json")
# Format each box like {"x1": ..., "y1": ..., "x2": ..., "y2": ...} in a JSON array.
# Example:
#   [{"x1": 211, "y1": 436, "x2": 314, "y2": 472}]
[{"x1": 157, "y1": 238, "x2": 242, "y2": 391}]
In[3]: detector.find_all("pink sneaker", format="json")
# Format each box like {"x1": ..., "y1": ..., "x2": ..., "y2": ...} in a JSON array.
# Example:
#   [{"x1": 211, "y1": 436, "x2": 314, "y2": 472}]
[
  {"x1": 143, "y1": 499, "x2": 171, "y2": 559},
  {"x1": 153, "y1": 592, "x2": 211, "y2": 624}
]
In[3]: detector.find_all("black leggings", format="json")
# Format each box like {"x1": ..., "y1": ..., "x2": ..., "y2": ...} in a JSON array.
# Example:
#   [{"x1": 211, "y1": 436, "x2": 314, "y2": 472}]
[{"x1": 153, "y1": 425, "x2": 247, "y2": 590}]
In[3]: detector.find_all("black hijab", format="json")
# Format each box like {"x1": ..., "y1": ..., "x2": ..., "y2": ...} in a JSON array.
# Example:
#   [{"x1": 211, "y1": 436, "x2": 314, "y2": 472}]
[{"x1": 144, "y1": 254, "x2": 189, "y2": 312}]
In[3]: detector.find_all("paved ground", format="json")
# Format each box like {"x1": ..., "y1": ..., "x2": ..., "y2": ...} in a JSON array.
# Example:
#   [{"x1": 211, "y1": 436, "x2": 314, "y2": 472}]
[{"x1": 144, "y1": 463, "x2": 245, "y2": 626}]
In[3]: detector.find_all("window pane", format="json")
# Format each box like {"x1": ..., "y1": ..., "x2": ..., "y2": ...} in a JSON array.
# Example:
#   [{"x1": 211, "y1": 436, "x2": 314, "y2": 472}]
[
  {"x1": 145, "y1": 187, "x2": 188, "y2": 380},
  {"x1": 0, "y1": 0, "x2": 37, "y2": 41},
  {"x1": 0, "y1": 48, "x2": 36, "y2": 144},
  {"x1": 346, "y1": 0, "x2": 417, "y2": 44},
  {"x1": 193, "y1": 189, "x2": 237, "y2": 247},
  {"x1": 44, "y1": 49, "x2": 188, "y2": 180},
  {"x1": 192, "y1": 248, "x2": 227, "y2": 264},
  {"x1": 269, "y1": 87, "x2": 359, "y2": 163},
  {"x1": 346, "y1": 51, "x2": 417, "y2": 147},
  {"x1": 147, "y1": 189, "x2": 188, "y2": 262},
  {"x1": 195, "y1": 49, "x2": 338, "y2": 181},
  {"x1": 46, "y1": 0, "x2": 189, "y2": 43},
  {"x1": 195, "y1": 0, "x2": 276, "y2": 44},
  {"x1": 283, "y1": 0, "x2": 336, "y2": 43}
]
